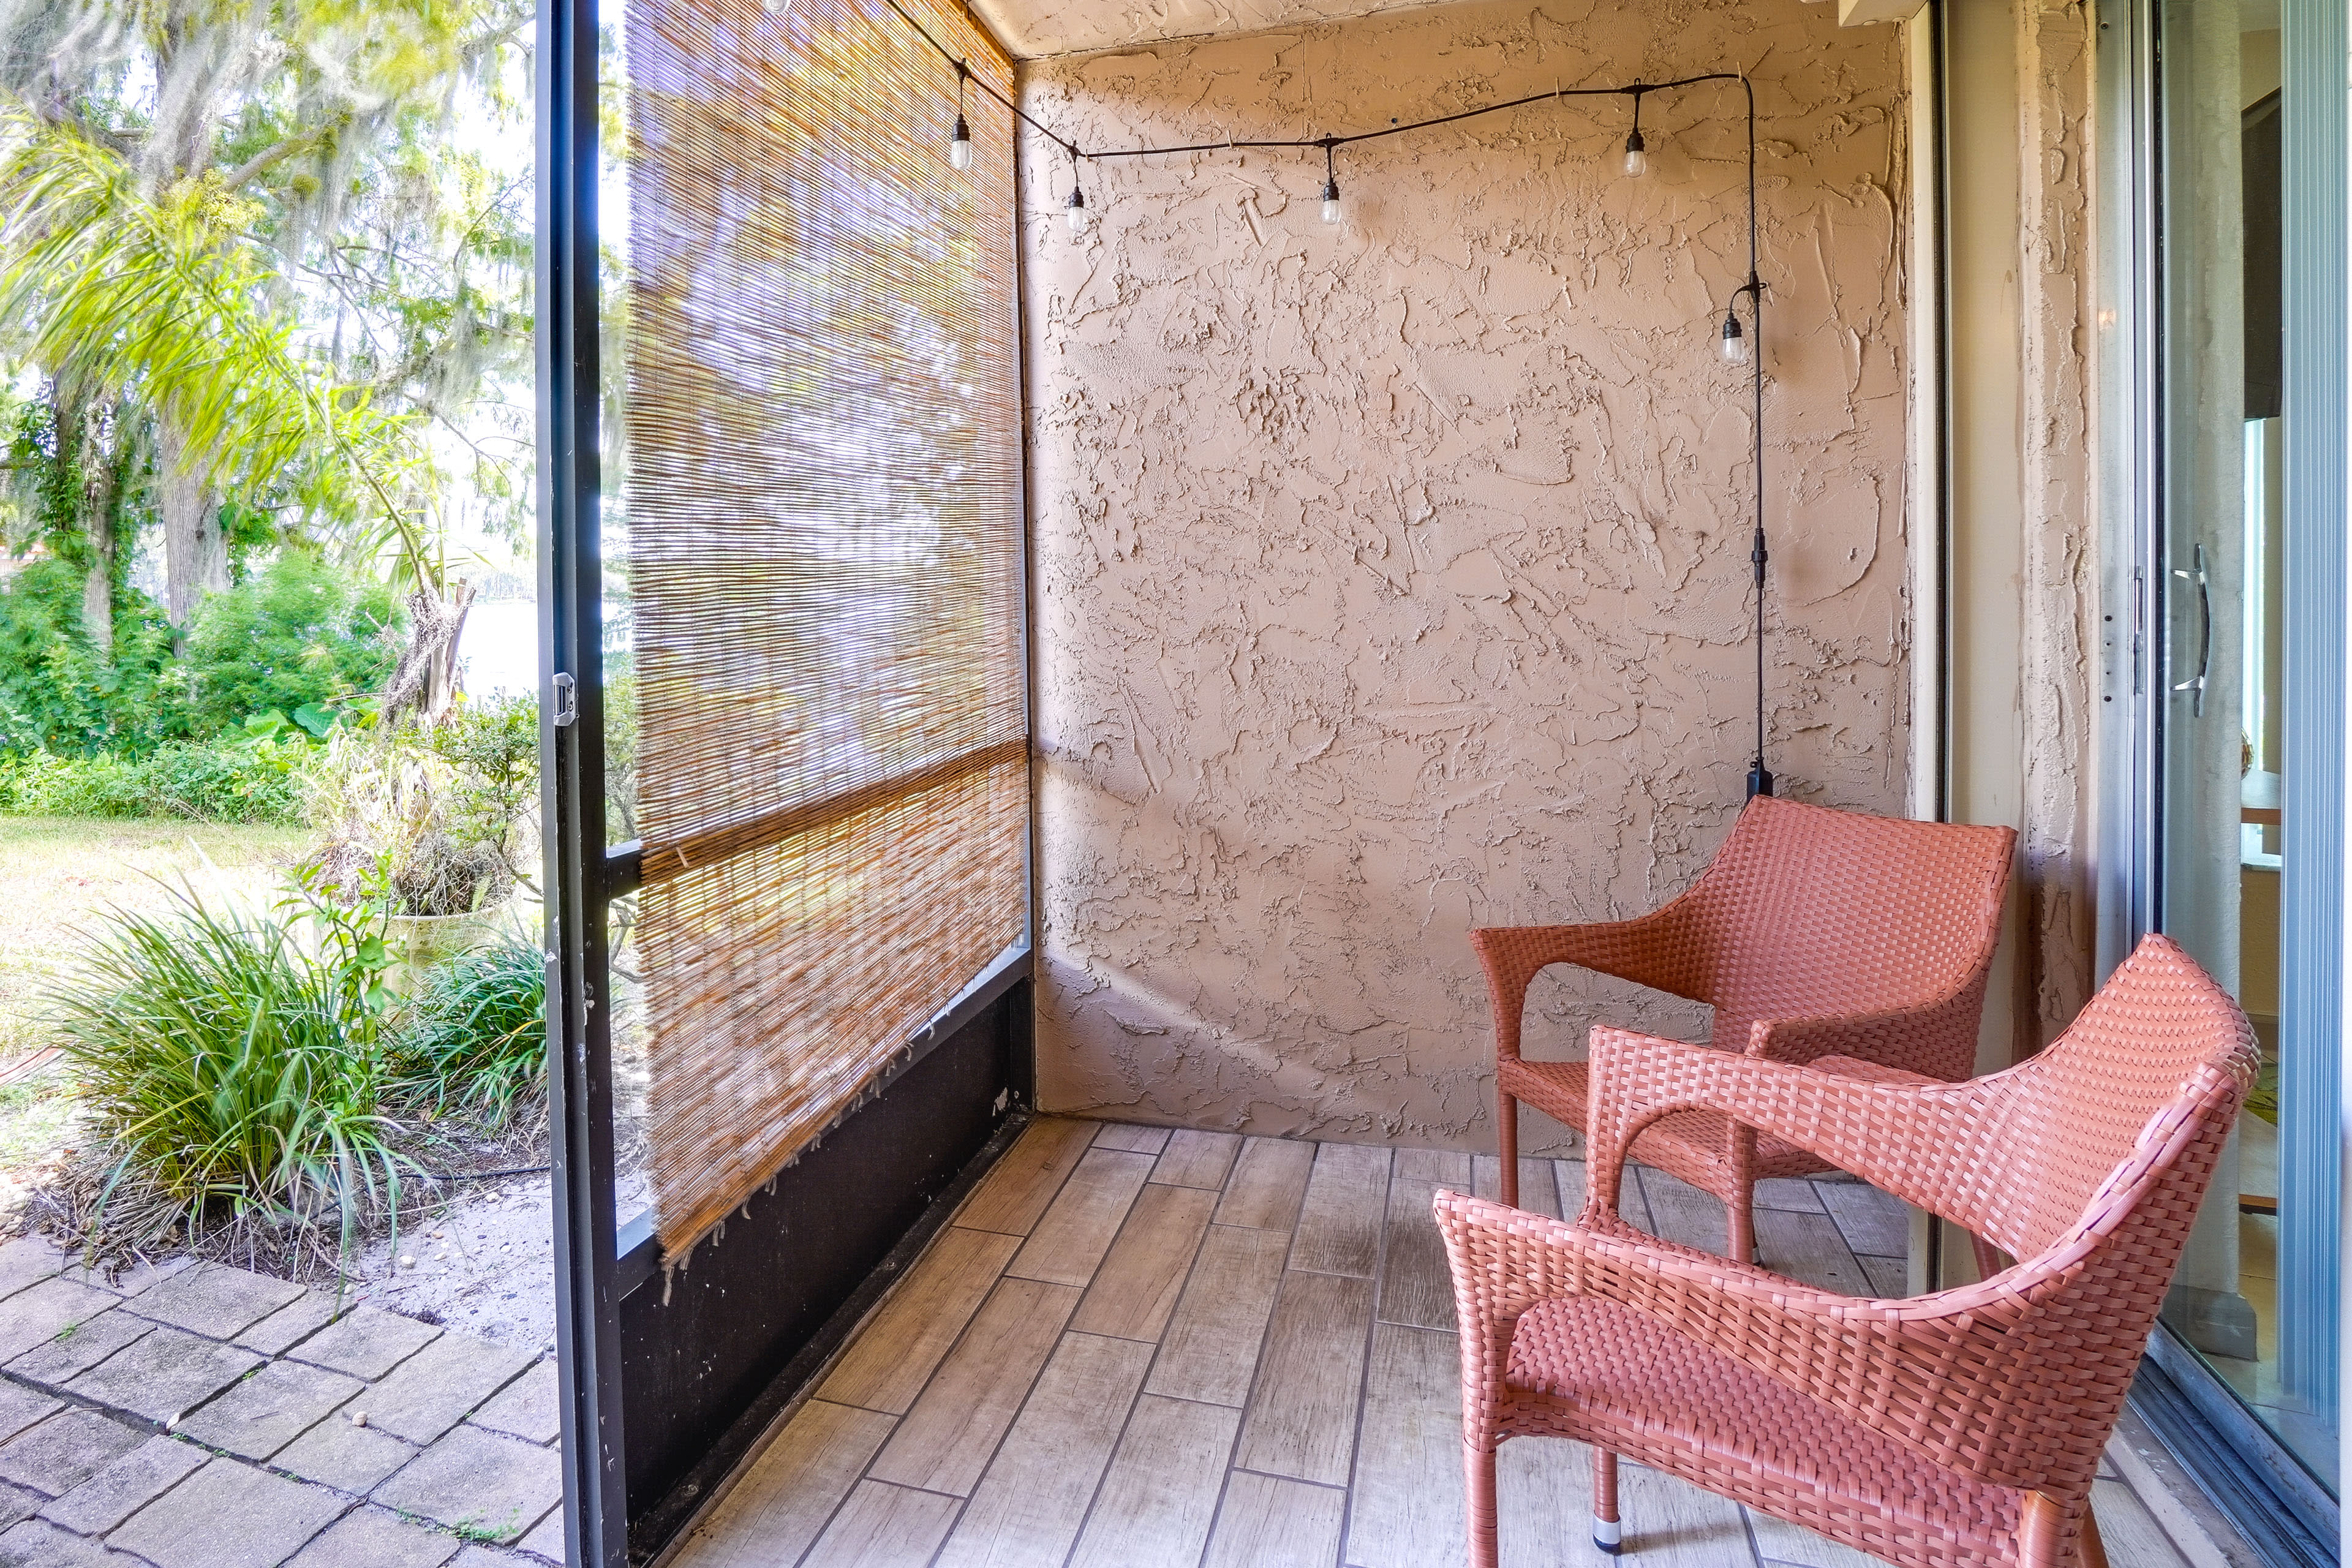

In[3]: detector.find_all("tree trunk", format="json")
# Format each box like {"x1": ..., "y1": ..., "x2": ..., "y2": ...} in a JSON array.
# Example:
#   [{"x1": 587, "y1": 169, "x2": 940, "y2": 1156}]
[
  {"x1": 79, "y1": 556, "x2": 111, "y2": 654},
  {"x1": 382, "y1": 578, "x2": 477, "y2": 729},
  {"x1": 157, "y1": 412, "x2": 228, "y2": 629},
  {"x1": 75, "y1": 396, "x2": 120, "y2": 654},
  {"x1": 42, "y1": 379, "x2": 116, "y2": 653}
]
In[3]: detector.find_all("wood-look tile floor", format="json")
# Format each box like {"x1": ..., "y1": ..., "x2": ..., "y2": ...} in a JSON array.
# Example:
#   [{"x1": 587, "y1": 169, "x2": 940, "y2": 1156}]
[{"x1": 668, "y1": 1119, "x2": 2224, "y2": 1568}]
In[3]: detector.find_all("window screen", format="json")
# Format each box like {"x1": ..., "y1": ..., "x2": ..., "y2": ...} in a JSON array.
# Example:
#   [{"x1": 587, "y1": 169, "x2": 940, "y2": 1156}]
[{"x1": 623, "y1": 0, "x2": 1024, "y2": 1257}]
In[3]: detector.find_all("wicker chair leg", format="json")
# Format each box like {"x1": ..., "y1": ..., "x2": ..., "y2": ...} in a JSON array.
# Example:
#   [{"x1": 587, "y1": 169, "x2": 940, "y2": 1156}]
[
  {"x1": 1593, "y1": 1448, "x2": 1623, "y2": 1555},
  {"x1": 2078, "y1": 1506, "x2": 2109, "y2": 1568},
  {"x1": 1498, "y1": 1090, "x2": 1520, "y2": 1208},
  {"x1": 1728, "y1": 1187, "x2": 1756, "y2": 1265},
  {"x1": 1465, "y1": 1443, "x2": 1500, "y2": 1568}
]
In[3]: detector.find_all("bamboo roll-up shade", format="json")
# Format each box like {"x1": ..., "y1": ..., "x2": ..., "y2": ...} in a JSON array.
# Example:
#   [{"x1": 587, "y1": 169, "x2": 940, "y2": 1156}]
[{"x1": 624, "y1": 0, "x2": 1024, "y2": 1257}]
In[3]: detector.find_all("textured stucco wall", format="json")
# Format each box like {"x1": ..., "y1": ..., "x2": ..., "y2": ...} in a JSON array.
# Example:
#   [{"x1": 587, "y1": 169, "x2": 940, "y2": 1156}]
[{"x1": 1020, "y1": 0, "x2": 1914, "y2": 1150}]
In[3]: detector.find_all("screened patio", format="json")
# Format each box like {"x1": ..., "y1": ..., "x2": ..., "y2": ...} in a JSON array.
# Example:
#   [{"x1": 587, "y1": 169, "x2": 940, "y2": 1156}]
[{"x1": 527, "y1": 0, "x2": 2299, "y2": 1563}]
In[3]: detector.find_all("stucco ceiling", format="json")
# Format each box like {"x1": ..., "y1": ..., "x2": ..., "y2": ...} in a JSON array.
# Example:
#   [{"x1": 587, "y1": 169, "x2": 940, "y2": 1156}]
[
  {"x1": 968, "y1": 0, "x2": 1466, "y2": 61},
  {"x1": 969, "y1": 0, "x2": 1892, "y2": 63}
]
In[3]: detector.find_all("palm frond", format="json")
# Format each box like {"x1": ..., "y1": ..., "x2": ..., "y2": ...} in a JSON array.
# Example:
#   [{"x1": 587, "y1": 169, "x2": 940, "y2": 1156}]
[{"x1": 0, "y1": 110, "x2": 439, "y2": 581}]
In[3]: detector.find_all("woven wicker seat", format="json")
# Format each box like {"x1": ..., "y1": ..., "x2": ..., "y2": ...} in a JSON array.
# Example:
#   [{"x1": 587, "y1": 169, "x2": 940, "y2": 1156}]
[
  {"x1": 1474, "y1": 794, "x2": 2015, "y2": 1259},
  {"x1": 1436, "y1": 933, "x2": 2260, "y2": 1568}
]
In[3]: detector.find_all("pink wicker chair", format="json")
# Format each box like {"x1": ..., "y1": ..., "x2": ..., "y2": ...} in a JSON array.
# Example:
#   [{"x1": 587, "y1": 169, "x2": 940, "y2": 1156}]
[
  {"x1": 1475, "y1": 795, "x2": 2015, "y2": 1260},
  {"x1": 1435, "y1": 933, "x2": 2258, "y2": 1568}
]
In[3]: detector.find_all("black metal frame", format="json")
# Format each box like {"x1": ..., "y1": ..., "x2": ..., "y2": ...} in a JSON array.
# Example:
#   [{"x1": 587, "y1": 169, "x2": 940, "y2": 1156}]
[{"x1": 537, "y1": 0, "x2": 627, "y2": 1557}]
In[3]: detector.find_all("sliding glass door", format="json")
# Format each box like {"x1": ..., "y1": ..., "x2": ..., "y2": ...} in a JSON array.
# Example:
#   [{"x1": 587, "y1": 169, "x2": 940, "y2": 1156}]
[{"x1": 2110, "y1": 0, "x2": 2342, "y2": 1550}]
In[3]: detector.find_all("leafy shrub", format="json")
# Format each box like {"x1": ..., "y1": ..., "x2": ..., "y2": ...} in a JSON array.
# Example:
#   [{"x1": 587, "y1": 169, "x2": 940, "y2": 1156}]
[
  {"x1": 0, "y1": 735, "x2": 310, "y2": 822},
  {"x1": 0, "y1": 559, "x2": 181, "y2": 756},
  {"x1": 425, "y1": 695, "x2": 538, "y2": 857},
  {"x1": 396, "y1": 933, "x2": 548, "y2": 1125},
  {"x1": 0, "y1": 552, "x2": 397, "y2": 760},
  {"x1": 179, "y1": 554, "x2": 400, "y2": 736},
  {"x1": 304, "y1": 694, "x2": 538, "y2": 916},
  {"x1": 47, "y1": 888, "x2": 406, "y2": 1257}
]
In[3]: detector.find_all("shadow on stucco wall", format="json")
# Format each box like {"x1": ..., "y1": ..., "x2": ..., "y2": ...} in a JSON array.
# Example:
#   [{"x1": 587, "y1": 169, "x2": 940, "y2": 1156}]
[{"x1": 1019, "y1": 0, "x2": 1912, "y2": 1150}]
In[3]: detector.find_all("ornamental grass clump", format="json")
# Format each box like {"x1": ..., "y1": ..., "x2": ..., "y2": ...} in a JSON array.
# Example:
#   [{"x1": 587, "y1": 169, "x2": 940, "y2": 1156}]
[
  {"x1": 47, "y1": 886, "x2": 409, "y2": 1271},
  {"x1": 396, "y1": 933, "x2": 548, "y2": 1128}
]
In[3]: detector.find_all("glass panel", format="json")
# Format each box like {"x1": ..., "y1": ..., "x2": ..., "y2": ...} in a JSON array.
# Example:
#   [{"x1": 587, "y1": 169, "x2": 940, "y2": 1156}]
[
  {"x1": 2154, "y1": 0, "x2": 2336, "y2": 1489},
  {"x1": 601, "y1": 0, "x2": 638, "y2": 851}
]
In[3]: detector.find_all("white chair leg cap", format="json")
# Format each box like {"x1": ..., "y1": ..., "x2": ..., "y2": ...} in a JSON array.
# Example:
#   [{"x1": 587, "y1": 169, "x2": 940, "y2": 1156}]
[{"x1": 1594, "y1": 1516, "x2": 1624, "y2": 1555}]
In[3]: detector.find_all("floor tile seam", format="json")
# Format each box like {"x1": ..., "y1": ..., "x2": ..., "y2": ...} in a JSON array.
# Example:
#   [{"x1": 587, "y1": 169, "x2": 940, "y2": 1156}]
[
  {"x1": 1227, "y1": 1464, "x2": 1349, "y2": 1493},
  {"x1": 114, "y1": 1471, "x2": 367, "y2": 1564},
  {"x1": 459, "y1": 1411, "x2": 562, "y2": 1449},
  {"x1": 0, "y1": 1368, "x2": 168, "y2": 1441},
  {"x1": 810, "y1": 1229, "x2": 1023, "y2": 1416},
  {"x1": 1190, "y1": 1422, "x2": 1246, "y2": 1568},
  {"x1": 1201, "y1": 1242, "x2": 1306, "y2": 1474},
  {"x1": 1733, "y1": 1498, "x2": 1771, "y2": 1568},
  {"x1": 1777, "y1": 1200, "x2": 1879, "y2": 1298},
  {"x1": 1046, "y1": 1338, "x2": 1162, "y2": 1568},
  {"x1": 1147, "y1": 1176, "x2": 1231, "y2": 1194},
  {"x1": 1005, "y1": 1163, "x2": 1158, "y2": 1289},
  {"x1": 914, "y1": 1306, "x2": 1093, "y2": 1510},
  {"x1": 10, "y1": 1304, "x2": 176, "y2": 1396},
  {"x1": 1071, "y1": 1189, "x2": 1218, "y2": 1341},
  {"x1": 0, "y1": 1268, "x2": 66, "y2": 1311},
  {"x1": 1334, "y1": 1143, "x2": 1400, "y2": 1568},
  {"x1": 953, "y1": 1123, "x2": 1090, "y2": 1238},
  {"x1": 835, "y1": 1275, "x2": 1091, "y2": 1550},
  {"x1": 871, "y1": 1269, "x2": 1082, "y2": 1479},
  {"x1": 1235, "y1": 1268, "x2": 1376, "y2": 1490},
  {"x1": 783, "y1": 1405, "x2": 905, "y2": 1568},
  {"x1": 19, "y1": 1424, "x2": 215, "y2": 1544},
  {"x1": 1130, "y1": 1195, "x2": 1247, "y2": 1404},
  {"x1": 277, "y1": 1324, "x2": 451, "y2": 1385}
]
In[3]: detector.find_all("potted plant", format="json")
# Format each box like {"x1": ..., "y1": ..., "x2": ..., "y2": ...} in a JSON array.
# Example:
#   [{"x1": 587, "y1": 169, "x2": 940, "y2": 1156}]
[{"x1": 303, "y1": 695, "x2": 537, "y2": 989}]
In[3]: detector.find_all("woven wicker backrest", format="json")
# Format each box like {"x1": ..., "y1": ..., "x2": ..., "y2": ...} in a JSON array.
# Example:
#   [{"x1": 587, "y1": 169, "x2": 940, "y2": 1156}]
[
  {"x1": 1948, "y1": 952, "x2": 2252, "y2": 1493},
  {"x1": 624, "y1": 0, "x2": 1027, "y2": 1259},
  {"x1": 1961, "y1": 935, "x2": 2258, "y2": 1264},
  {"x1": 1683, "y1": 797, "x2": 2011, "y2": 1075}
]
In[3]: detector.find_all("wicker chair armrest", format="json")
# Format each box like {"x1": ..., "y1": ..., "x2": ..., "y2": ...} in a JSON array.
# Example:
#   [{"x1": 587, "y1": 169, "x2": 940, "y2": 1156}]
[
  {"x1": 1470, "y1": 902, "x2": 1701, "y2": 1062},
  {"x1": 1744, "y1": 974, "x2": 1986, "y2": 1078},
  {"x1": 1581, "y1": 1023, "x2": 1993, "y2": 1222}
]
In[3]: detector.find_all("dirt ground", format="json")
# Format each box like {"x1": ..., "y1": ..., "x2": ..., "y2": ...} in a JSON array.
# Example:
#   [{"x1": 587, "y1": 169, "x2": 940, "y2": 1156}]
[{"x1": 349, "y1": 1168, "x2": 650, "y2": 1351}]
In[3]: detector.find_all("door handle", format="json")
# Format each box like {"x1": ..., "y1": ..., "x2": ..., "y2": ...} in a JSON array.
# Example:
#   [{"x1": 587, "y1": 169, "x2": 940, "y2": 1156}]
[{"x1": 2172, "y1": 542, "x2": 2211, "y2": 717}]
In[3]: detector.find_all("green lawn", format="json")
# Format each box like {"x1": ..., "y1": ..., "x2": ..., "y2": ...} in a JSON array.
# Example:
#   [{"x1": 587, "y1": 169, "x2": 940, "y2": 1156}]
[
  {"x1": 0, "y1": 818, "x2": 309, "y2": 1223},
  {"x1": 0, "y1": 816, "x2": 310, "y2": 1060}
]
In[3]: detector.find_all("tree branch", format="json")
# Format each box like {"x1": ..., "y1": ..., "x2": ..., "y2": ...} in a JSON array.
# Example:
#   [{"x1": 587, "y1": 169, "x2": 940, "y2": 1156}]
[{"x1": 222, "y1": 123, "x2": 339, "y2": 192}]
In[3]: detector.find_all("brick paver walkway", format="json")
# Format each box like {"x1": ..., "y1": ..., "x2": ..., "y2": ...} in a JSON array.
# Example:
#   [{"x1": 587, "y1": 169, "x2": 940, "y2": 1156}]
[{"x1": 0, "y1": 1238, "x2": 562, "y2": 1567}]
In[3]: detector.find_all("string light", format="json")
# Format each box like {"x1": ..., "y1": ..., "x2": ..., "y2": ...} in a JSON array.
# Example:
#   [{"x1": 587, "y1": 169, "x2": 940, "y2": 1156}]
[
  {"x1": 876, "y1": 0, "x2": 1775, "y2": 796},
  {"x1": 949, "y1": 62, "x2": 973, "y2": 170},
  {"x1": 1066, "y1": 146, "x2": 1089, "y2": 234}
]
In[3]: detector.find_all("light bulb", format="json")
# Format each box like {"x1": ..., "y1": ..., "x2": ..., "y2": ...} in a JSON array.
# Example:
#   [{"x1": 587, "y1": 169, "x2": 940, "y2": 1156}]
[
  {"x1": 1623, "y1": 129, "x2": 1647, "y2": 178},
  {"x1": 949, "y1": 115, "x2": 973, "y2": 171},
  {"x1": 1721, "y1": 312, "x2": 1748, "y2": 364},
  {"x1": 1321, "y1": 177, "x2": 1341, "y2": 225},
  {"x1": 1066, "y1": 184, "x2": 1089, "y2": 235}
]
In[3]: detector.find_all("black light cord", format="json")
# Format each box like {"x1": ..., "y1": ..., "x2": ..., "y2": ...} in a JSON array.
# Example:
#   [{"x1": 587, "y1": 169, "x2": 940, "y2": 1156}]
[
  {"x1": 1730, "y1": 75, "x2": 1771, "y2": 800},
  {"x1": 882, "y1": 0, "x2": 1773, "y2": 798}
]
